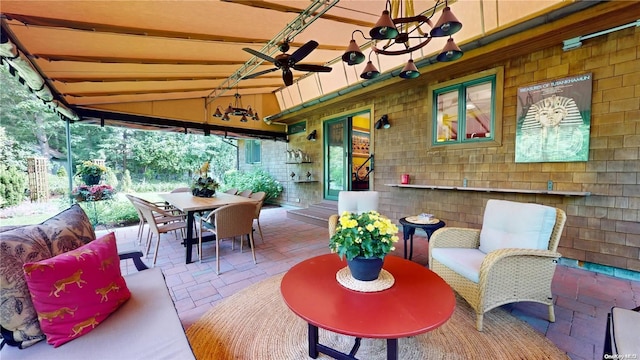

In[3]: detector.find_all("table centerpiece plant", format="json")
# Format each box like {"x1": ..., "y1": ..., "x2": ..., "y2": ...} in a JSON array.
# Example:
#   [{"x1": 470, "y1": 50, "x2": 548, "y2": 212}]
[
  {"x1": 75, "y1": 161, "x2": 107, "y2": 185},
  {"x1": 329, "y1": 210, "x2": 399, "y2": 281},
  {"x1": 191, "y1": 161, "x2": 219, "y2": 197}
]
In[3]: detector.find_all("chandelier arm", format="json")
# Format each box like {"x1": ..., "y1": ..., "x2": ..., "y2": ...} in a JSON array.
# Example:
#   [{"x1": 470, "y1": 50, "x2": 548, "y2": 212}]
[{"x1": 373, "y1": 37, "x2": 432, "y2": 56}]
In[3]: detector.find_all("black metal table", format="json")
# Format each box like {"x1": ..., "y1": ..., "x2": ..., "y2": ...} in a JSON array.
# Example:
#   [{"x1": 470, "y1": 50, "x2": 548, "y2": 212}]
[{"x1": 399, "y1": 217, "x2": 446, "y2": 260}]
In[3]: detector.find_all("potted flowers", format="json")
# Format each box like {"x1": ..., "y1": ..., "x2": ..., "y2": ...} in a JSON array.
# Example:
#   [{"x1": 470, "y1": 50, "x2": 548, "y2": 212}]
[
  {"x1": 329, "y1": 211, "x2": 399, "y2": 281},
  {"x1": 75, "y1": 161, "x2": 107, "y2": 185},
  {"x1": 191, "y1": 161, "x2": 219, "y2": 197},
  {"x1": 71, "y1": 184, "x2": 115, "y2": 202}
]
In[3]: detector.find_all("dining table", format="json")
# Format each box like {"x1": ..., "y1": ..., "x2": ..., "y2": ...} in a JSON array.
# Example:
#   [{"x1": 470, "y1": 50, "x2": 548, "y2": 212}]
[{"x1": 158, "y1": 191, "x2": 258, "y2": 264}]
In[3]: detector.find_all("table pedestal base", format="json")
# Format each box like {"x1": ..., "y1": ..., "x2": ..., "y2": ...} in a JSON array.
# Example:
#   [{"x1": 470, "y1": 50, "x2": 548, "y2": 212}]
[{"x1": 308, "y1": 324, "x2": 398, "y2": 360}]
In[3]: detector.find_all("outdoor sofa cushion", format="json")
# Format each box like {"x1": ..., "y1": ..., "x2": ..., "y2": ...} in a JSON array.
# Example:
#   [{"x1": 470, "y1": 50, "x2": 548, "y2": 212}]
[
  {"x1": 0, "y1": 204, "x2": 95, "y2": 348},
  {"x1": 478, "y1": 199, "x2": 556, "y2": 254},
  {"x1": 2, "y1": 267, "x2": 195, "y2": 360},
  {"x1": 24, "y1": 233, "x2": 131, "y2": 347}
]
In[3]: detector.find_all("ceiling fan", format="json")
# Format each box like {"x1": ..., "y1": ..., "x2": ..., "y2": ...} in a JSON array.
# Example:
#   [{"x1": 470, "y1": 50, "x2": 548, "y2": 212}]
[{"x1": 242, "y1": 40, "x2": 332, "y2": 86}]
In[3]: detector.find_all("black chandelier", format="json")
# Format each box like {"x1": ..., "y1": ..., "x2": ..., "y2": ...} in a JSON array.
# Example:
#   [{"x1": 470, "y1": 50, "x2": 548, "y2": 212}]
[
  {"x1": 212, "y1": 88, "x2": 259, "y2": 122},
  {"x1": 342, "y1": 0, "x2": 463, "y2": 80}
]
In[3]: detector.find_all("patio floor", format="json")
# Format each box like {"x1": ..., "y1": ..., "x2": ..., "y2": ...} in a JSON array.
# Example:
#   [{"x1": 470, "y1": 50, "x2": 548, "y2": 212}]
[{"x1": 108, "y1": 206, "x2": 639, "y2": 360}]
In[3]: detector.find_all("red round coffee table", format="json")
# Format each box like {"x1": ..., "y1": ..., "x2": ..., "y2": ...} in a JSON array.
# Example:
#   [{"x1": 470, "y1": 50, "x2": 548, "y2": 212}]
[{"x1": 280, "y1": 254, "x2": 455, "y2": 360}]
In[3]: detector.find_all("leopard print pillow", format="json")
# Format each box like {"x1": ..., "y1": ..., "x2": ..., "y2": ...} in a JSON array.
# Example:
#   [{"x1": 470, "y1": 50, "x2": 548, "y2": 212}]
[{"x1": 0, "y1": 204, "x2": 95, "y2": 348}]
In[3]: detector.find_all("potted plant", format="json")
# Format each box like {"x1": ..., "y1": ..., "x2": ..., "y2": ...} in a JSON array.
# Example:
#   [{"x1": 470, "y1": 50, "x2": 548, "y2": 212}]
[
  {"x1": 329, "y1": 210, "x2": 399, "y2": 281},
  {"x1": 71, "y1": 184, "x2": 115, "y2": 202},
  {"x1": 75, "y1": 161, "x2": 107, "y2": 185},
  {"x1": 191, "y1": 161, "x2": 219, "y2": 197}
]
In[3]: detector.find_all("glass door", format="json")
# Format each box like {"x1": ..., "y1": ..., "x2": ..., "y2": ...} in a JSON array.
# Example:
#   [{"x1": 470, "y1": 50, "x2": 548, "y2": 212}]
[{"x1": 324, "y1": 117, "x2": 351, "y2": 200}]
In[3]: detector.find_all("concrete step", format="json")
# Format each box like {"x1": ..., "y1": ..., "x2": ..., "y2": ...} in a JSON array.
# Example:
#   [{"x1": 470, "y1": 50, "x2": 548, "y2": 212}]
[{"x1": 286, "y1": 201, "x2": 337, "y2": 228}]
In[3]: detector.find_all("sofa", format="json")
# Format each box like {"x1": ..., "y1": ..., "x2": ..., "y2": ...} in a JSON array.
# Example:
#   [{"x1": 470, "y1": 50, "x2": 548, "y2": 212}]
[{"x1": 0, "y1": 204, "x2": 195, "y2": 359}]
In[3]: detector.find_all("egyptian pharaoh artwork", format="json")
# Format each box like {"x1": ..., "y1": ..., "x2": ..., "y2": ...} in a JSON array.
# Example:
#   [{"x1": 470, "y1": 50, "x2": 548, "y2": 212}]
[{"x1": 515, "y1": 74, "x2": 592, "y2": 163}]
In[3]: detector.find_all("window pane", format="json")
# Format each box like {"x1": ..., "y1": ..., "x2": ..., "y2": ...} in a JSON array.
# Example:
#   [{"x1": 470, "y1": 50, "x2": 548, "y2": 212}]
[
  {"x1": 465, "y1": 82, "x2": 493, "y2": 139},
  {"x1": 245, "y1": 140, "x2": 261, "y2": 164},
  {"x1": 436, "y1": 90, "x2": 459, "y2": 142}
]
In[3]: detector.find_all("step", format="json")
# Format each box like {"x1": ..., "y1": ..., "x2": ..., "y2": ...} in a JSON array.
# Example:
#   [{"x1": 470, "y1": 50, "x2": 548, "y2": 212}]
[{"x1": 286, "y1": 201, "x2": 337, "y2": 228}]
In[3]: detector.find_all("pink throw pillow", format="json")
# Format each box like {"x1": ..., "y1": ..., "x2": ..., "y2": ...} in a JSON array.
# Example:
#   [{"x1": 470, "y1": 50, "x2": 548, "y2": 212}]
[{"x1": 23, "y1": 233, "x2": 131, "y2": 347}]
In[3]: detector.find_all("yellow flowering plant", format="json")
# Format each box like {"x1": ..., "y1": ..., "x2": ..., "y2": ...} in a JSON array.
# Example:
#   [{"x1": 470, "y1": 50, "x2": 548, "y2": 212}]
[{"x1": 329, "y1": 210, "x2": 399, "y2": 261}]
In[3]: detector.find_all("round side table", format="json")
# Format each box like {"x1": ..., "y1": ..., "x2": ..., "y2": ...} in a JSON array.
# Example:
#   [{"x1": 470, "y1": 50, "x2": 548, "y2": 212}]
[{"x1": 399, "y1": 217, "x2": 446, "y2": 260}]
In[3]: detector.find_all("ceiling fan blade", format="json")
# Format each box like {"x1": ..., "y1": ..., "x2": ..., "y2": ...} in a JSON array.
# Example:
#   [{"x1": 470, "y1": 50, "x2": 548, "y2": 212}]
[
  {"x1": 243, "y1": 68, "x2": 279, "y2": 79},
  {"x1": 283, "y1": 69, "x2": 294, "y2": 86},
  {"x1": 292, "y1": 64, "x2": 332, "y2": 73},
  {"x1": 290, "y1": 40, "x2": 318, "y2": 64},
  {"x1": 242, "y1": 48, "x2": 276, "y2": 63}
]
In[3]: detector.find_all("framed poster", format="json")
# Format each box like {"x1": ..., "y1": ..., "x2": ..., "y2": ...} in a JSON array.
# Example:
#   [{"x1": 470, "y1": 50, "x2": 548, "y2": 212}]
[{"x1": 515, "y1": 73, "x2": 592, "y2": 163}]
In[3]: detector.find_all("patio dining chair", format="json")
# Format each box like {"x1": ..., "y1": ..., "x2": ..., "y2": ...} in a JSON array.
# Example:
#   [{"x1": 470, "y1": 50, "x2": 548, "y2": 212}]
[
  {"x1": 224, "y1": 188, "x2": 238, "y2": 195},
  {"x1": 125, "y1": 194, "x2": 185, "y2": 245},
  {"x1": 198, "y1": 202, "x2": 257, "y2": 274},
  {"x1": 237, "y1": 189, "x2": 252, "y2": 197},
  {"x1": 136, "y1": 200, "x2": 188, "y2": 266},
  {"x1": 249, "y1": 191, "x2": 266, "y2": 243},
  {"x1": 429, "y1": 199, "x2": 566, "y2": 331}
]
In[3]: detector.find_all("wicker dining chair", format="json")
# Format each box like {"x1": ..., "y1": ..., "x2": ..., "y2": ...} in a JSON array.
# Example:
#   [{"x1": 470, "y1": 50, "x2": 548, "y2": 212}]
[
  {"x1": 429, "y1": 199, "x2": 566, "y2": 331},
  {"x1": 198, "y1": 202, "x2": 257, "y2": 274},
  {"x1": 248, "y1": 191, "x2": 266, "y2": 243},
  {"x1": 224, "y1": 188, "x2": 238, "y2": 195},
  {"x1": 125, "y1": 194, "x2": 185, "y2": 245},
  {"x1": 237, "y1": 189, "x2": 253, "y2": 197},
  {"x1": 135, "y1": 200, "x2": 188, "y2": 266}
]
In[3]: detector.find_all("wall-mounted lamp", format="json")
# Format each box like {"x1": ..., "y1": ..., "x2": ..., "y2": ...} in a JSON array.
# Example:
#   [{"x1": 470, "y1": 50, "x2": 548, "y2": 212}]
[
  {"x1": 307, "y1": 129, "x2": 317, "y2": 141},
  {"x1": 375, "y1": 115, "x2": 390, "y2": 129}
]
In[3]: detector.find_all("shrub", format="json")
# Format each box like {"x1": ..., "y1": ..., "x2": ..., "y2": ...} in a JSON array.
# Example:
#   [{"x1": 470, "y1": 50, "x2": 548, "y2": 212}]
[
  {"x1": 120, "y1": 169, "x2": 133, "y2": 192},
  {"x1": 222, "y1": 169, "x2": 282, "y2": 202},
  {"x1": 0, "y1": 165, "x2": 27, "y2": 208}
]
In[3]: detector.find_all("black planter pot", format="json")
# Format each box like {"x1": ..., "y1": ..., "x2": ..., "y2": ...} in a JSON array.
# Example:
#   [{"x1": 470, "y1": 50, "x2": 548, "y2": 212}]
[
  {"x1": 82, "y1": 174, "x2": 101, "y2": 185},
  {"x1": 347, "y1": 256, "x2": 384, "y2": 281},
  {"x1": 192, "y1": 188, "x2": 216, "y2": 198}
]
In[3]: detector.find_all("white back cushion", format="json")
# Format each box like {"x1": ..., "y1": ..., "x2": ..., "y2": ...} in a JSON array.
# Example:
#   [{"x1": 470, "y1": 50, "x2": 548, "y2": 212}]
[
  {"x1": 479, "y1": 199, "x2": 557, "y2": 254},
  {"x1": 338, "y1": 191, "x2": 379, "y2": 214}
]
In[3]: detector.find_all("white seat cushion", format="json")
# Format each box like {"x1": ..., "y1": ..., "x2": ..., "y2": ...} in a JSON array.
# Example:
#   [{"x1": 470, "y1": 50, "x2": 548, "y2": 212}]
[
  {"x1": 610, "y1": 307, "x2": 640, "y2": 356},
  {"x1": 479, "y1": 199, "x2": 556, "y2": 254},
  {"x1": 338, "y1": 191, "x2": 379, "y2": 214},
  {"x1": 431, "y1": 248, "x2": 486, "y2": 283}
]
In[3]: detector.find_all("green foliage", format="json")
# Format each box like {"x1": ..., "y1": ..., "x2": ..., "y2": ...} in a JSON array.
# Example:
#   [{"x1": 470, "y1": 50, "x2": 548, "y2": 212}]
[
  {"x1": 47, "y1": 173, "x2": 68, "y2": 197},
  {"x1": 77, "y1": 193, "x2": 139, "y2": 226},
  {"x1": 56, "y1": 166, "x2": 67, "y2": 178},
  {"x1": 0, "y1": 165, "x2": 27, "y2": 208},
  {"x1": 222, "y1": 168, "x2": 283, "y2": 201},
  {"x1": 329, "y1": 211, "x2": 400, "y2": 261},
  {"x1": 120, "y1": 170, "x2": 133, "y2": 192}
]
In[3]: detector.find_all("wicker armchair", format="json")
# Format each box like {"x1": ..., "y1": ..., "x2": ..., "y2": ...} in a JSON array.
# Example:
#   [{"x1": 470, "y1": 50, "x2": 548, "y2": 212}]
[
  {"x1": 328, "y1": 191, "x2": 379, "y2": 237},
  {"x1": 429, "y1": 199, "x2": 566, "y2": 331}
]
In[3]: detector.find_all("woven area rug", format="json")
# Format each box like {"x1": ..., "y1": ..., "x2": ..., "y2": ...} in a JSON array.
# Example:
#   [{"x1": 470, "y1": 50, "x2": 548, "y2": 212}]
[{"x1": 186, "y1": 274, "x2": 569, "y2": 359}]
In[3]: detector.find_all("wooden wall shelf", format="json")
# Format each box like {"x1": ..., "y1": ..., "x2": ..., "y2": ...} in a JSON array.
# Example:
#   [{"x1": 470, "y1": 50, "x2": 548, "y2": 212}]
[{"x1": 385, "y1": 184, "x2": 591, "y2": 197}]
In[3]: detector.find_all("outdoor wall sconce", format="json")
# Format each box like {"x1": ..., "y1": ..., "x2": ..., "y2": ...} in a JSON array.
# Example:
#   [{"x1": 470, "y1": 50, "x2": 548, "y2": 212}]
[
  {"x1": 375, "y1": 115, "x2": 390, "y2": 129},
  {"x1": 307, "y1": 129, "x2": 317, "y2": 141},
  {"x1": 341, "y1": 0, "x2": 463, "y2": 80}
]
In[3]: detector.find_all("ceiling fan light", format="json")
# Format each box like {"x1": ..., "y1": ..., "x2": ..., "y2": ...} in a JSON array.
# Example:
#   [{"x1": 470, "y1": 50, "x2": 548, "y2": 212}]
[
  {"x1": 430, "y1": 7, "x2": 462, "y2": 37},
  {"x1": 342, "y1": 40, "x2": 365, "y2": 65},
  {"x1": 360, "y1": 61, "x2": 380, "y2": 79},
  {"x1": 370, "y1": 10, "x2": 398, "y2": 40},
  {"x1": 399, "y1": 59, "x2": 420, "y2": 79},
  {"x1": 213, "y1": 107, "x2": 223, "y2": 118},
  {"x1": 436, "y1": 37, "x2": 463, "y2": 62}
]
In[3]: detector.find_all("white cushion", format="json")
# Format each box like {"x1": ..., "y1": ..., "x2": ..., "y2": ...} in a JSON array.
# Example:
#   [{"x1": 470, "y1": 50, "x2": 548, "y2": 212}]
[
  {"x1": 431, "y1": 248, "x2": 486, "y2": 283},
  {"x1": 479, "y1": 200, "x2": 556, "y2": 254},
  {"x1": 338, "y1": 191, "x2": 379, "y2": 214},
  {"x1": 611, "y1": 307, "x2": 640, "y2": 356},
  {"x1": 2, "y1": 268, "x2": 195, "y2": 360}
]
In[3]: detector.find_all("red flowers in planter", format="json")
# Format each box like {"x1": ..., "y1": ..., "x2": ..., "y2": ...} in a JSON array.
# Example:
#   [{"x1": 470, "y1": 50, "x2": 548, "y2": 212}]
[{"x1": 71, "y1": 184, "x2": 115, "y2": 202}]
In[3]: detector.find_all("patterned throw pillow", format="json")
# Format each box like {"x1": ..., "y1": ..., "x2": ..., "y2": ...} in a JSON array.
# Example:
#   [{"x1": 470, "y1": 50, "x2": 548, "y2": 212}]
[
  {"x1": 0, "y1": 204, "x2": 96, "y2": 348},
  {"x1": 23, "y1": 233, "x2": 131, "y2": 347}
]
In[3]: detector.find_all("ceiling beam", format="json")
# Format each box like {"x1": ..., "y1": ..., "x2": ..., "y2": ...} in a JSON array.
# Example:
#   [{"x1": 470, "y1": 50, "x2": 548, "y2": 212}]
[{"x1": 52, "y1": 74, "x2": 283, "y2": 83}]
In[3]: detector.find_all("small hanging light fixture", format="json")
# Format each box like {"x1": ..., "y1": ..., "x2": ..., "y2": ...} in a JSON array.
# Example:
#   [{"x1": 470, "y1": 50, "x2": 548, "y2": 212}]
[
  {"x1": 212, "y1": 86, "x2": 259, "y2": 121},
  {"x1": 360, "y1": 52, "x2": 380, "y2": 80},
  {"x1": 399, "y1": 58, "x2": 419, "y2": 79}
]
